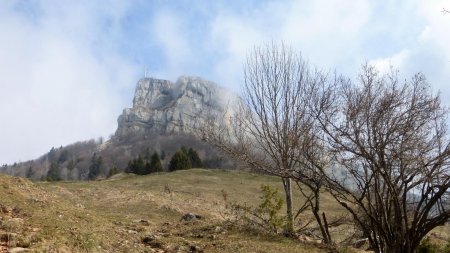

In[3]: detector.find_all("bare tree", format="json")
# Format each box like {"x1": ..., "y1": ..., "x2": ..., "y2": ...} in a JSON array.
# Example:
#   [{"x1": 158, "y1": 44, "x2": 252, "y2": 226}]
[
  {"x1": 288, "y1": 75, "x2": 338, "y2": 244},
  {"x1": 318, "y1": 65, "x2": 450, "y2": 253},
  {"x1": 201, "y1": 42, "x2": 335, "y2": 239}
]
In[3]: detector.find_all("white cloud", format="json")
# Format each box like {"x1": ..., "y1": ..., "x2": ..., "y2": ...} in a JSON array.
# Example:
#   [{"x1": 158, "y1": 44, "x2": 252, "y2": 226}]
[
  {"x1": 366, "y1": 1, "x2": 450, "y2": 95},
  {"x1": 0, "y1": 1, "x2": 139, "y2": 164},
  {"x1": 206, "y1": 0, "x2": 372, "y2": 91},
  {"x1": 152, "y1": 10, "x2": 195, "y2": 80},
  {"x1": 369, "y1": 49, "x2": 411, "y2": 73}
]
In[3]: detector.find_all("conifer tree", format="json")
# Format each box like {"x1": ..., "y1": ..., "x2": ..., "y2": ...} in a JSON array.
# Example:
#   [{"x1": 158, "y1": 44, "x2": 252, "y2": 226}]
[
  {"x1": 150, "y1": 152, "x2": 163, "y2": 172},
  {"x1": 46, "y1": 162, "x2": 60, "y2": 181},
  {"x1": 188, "y1": 148, "x2": 202, "y2": 168},
  {"x1": 168, "y1": 150, "x2": 191, "y2": 171},
  {"x1": 88, "y1": 153, "x2": 103, "y2": 180}
]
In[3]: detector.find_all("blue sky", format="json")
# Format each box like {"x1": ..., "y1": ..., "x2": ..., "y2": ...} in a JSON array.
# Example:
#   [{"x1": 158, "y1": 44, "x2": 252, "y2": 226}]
[{"x1": 0, "y1": 0, "x2": 449, "y2": 164}]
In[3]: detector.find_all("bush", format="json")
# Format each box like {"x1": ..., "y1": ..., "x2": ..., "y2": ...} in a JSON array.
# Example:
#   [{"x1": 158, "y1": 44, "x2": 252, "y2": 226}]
[
  {"x1": 222, "y1": 184, "x2": 285, "y2": 234},
  {"x1": 256, "y1": 185, "x2": 285, "y2": 232}
]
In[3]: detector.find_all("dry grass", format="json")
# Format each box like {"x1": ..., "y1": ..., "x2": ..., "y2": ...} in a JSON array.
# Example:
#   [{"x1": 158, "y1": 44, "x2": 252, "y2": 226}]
[{"x1": 0, "y1": 169, "x2": 448, "y2": 252}]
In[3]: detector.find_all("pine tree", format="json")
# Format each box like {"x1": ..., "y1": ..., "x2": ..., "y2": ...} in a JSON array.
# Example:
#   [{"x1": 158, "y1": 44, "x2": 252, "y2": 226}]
[
  {"x1": 150, "y1": 152, "x2": 163, "y2": 172},
  {"x1": 168, "y1": 150, "x2": 191, "y2": 171},
  {"x1": 88, "y1": 153, "x2": 103, "y2": 180},
  {"x1": 57, "y1": 150, "x2": 69, "y2": 164},
  {"x1": 108, "y1": 167, "x2": 119, "y2": 177},
  {"x1": 181, "y1": 146, "x2": 188, "y2": 155},
  {"x1": 188, "y1": 148, "x2": 203, "y2": 168},
  {"x1": 126, "y1": 155, "x2": 152, "y2": 175},
  {"x1": 46, "y1": 162, "x2": 60, "y2": 181},
  {"x1": 135, "y1": 155, "x2": 147, "y2": 175},
  {"x1": 126, "y1": 160, "x2": 134, "y2": 173}
]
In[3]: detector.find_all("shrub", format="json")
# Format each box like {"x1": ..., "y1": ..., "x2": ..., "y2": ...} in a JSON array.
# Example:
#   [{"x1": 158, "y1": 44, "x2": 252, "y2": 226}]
[{"x1": 222, "y1": 184, "x2": 285, "y2": 234}]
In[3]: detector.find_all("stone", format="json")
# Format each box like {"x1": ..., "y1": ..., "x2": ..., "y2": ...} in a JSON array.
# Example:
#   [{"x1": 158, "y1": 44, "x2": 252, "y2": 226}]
[
  {"x1": 75, "y1": 203, "x2": 85, "y2": 209},
  {"x1": 142, "y1": 235, "x2": 164, "y2": 249},
  {"x1": 180, "y1": 213, "x2": 203, "y2": 222},
  {"x1": 132, "y1": 219, "x2": 150, "y2": 226},
  {"x1": 8, "y1": 247, "x2": 29, "y2": 253},
  {"x1": 213, "y1": 226, "x2": 223, "y2": 233},
  {"x1": 127, "y1": 230, "x2": 138, "y2": 234},
  {"x1": 189, "y1": 244, "x2": 203, "y2": 253}
]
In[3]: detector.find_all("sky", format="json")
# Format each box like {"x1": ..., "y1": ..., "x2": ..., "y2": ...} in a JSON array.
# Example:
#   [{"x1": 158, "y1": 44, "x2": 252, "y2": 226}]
[{"x1": 0, "y1": 0, "x2": 449, "y2": 165}]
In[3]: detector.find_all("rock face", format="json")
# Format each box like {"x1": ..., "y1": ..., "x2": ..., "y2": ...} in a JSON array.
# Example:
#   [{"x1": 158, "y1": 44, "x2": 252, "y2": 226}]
[{"x1": 115, "y1": 76, "x2": 235, "y2": 139}]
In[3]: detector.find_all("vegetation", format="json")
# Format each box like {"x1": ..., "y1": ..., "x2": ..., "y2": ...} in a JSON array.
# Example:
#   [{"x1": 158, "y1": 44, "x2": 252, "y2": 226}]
[
  {"x1": 108, "y1": 166, "x2": 119, "y2": 177},
  {"x1": 87, "y1": 153, "x2": 104, "y2": 180},
  {"x1": 0, "y1": 169, "x2": 363, "y2": 252},
  {"x1": 168, "y1": 150, "x2": 192, "y2": 171},
  {"x1": 1, "y1": 164, "x2": 449, "y2": 252},
  {"x1": 150, "y1": 152, "x2": 163, "y2": 172},
  {"x1": 166, "y1": 146, "x2": 203, "y2": 171},
  {"x1": 126, "y1": 151, "x2": 165, "y2": 175},
  {"x1": 187, "y1": 147, "x2": 202, "y2": 168},
  {"x1": 202, "y1": 42, "x2": 450, "y2": 252},
  {"x1": 316, "y1": 65, "x2": 450, "y2": 253},
  {"x1": 126, "y1": 155, "x2": 151, "y2": 175},
  {"x1": 46, "y1": 162, "x2": 60, "y2": 181},
  {"x1": 223, "y1": 185, "x2": 286, "y2": 234},
  {"x1": 203, "y1": 42, "x2": 335, "y2": 239}
]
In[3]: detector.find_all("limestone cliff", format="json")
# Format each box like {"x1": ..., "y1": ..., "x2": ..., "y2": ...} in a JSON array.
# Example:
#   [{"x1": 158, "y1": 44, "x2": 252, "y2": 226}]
[{"x1": 115, "y1": 76, "x2": 235, "y2": 139}]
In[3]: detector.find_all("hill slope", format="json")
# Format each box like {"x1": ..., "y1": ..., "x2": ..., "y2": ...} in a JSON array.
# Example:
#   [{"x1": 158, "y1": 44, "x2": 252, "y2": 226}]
[
  {"x1": 1, "y1": 169, "x2": 449, "y2": 252},
  {"x1": 0, "y1": 169, "x2": 327, "y2": 252}
]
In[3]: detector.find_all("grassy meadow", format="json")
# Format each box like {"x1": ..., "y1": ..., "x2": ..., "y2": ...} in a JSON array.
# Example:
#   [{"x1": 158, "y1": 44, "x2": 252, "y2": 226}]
[{"x1": 0, "y1": 169, "x2": 448, "y2": 252}]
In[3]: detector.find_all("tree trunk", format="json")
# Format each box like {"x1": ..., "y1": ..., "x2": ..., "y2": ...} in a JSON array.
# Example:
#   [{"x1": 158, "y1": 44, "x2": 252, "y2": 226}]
[
  {"x1": 282, "y1": 177, "x2": 294, "y2": 235},
  {"x1": 321, "y1": 212, "x2": 332, "y2": 244}
]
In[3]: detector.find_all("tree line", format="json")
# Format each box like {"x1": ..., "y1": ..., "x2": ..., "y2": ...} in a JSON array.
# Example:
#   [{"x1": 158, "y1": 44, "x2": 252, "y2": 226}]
[{"x1": 46, "y1": 146, "x2": 203, "y2": 180}]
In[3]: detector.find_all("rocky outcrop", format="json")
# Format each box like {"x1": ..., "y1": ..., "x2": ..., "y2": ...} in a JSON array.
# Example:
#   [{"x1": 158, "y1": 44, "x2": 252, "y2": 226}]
[{"x1": 115, "y1": 76, "x2": 236, "y2": 139}]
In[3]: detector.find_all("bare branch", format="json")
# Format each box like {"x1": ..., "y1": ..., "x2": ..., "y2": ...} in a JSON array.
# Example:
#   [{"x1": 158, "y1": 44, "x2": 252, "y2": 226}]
[
  {"x1": 200, "y1": 42, "x2": 336, "y2": 241},
  {"x1": 320, "y1": 64, "x2": 450, "y2": 252}
]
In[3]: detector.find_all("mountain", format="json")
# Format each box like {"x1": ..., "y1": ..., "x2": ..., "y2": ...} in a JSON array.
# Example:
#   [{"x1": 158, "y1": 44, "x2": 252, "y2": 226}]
[
  {"x1": 1, "y1": 76, "x2": 236, "y2": 180},
  {"x1": 116, "y1": 76, "x2": 235, "y2": 139}
]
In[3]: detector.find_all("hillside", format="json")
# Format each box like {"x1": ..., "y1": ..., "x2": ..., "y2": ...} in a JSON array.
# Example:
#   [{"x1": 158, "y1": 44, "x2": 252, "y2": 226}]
[
  {"x1": 1, "y1": 169, "x2": 449, "y2": 252},
  {"x1": 0, "y1": 169, "x2": 324, "y2": 253}
]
